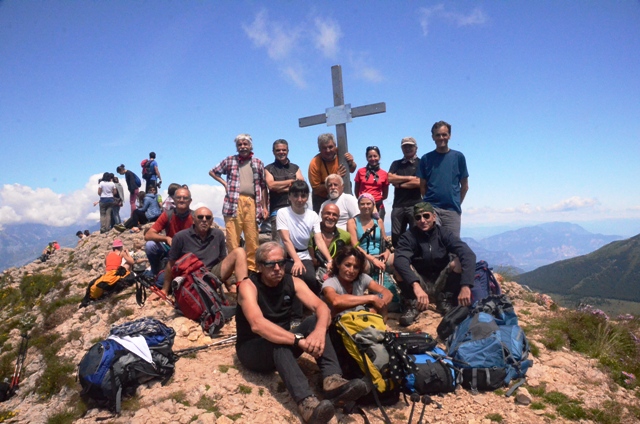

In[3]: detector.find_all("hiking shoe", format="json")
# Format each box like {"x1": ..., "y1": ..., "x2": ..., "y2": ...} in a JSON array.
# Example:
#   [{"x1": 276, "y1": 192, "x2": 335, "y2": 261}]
[
  {"x1": 297, "y1": 396, "x2": 335, "y2": 424},
  {"x1": 114, "y1": 224, "x2": 126, "y2": 233},
  {"x1": 323, "y1": 375, "x2": 369, "y2": 407},
  {"x1": 436, "y1": 292, "x2": 455, "y2": 315},
  {"x1": 399, "y1": 300, "x2": 420, "y2": 327}
]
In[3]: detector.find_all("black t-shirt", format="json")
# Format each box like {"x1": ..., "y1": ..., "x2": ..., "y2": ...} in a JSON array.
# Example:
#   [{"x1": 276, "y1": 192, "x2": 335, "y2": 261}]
[
  {"x1": 236, "y1": 274, "x2": 296, "y2": 345},
  {"x1": 265, "y1": 161, "x2": 300, "y2": 212},
  {"x1": 388, "y1": 158, "x2": 422, "y2": 208},
  {"x1": 168, "y1": 227, "x2": 227, "y2": 269}
]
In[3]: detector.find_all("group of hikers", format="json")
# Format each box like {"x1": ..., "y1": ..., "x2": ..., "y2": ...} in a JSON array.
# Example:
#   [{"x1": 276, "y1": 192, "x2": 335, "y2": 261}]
[{"x1": 92, "y1": 120, "x2": 476, "y2": 423}]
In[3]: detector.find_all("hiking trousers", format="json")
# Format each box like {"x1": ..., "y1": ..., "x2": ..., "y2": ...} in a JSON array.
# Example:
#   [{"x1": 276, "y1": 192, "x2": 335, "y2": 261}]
[
  {"x1": 236, "y1": 316, "x2": 343, "y2": 403},
  {"x1": 224, "y1": 195, "x2": 259, "y2": 272},
  {"x1": 391, "y1": 206, "x2": 416, "y2": 248},
  {"x1": 99, "y1": 198, "x2": 115, "y2": 233}
]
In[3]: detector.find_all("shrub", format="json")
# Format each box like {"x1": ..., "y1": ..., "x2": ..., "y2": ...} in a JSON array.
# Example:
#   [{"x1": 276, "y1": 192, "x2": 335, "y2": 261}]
[
  {"x1": 19, "y1": 271, "x2": 64, "y2": 307},
  {"x1": 485, "y1": 413, "x2": 503, "y2": 422},
  {"x1": 31, "y1": 332, "x2": 76, "y2": 399}
]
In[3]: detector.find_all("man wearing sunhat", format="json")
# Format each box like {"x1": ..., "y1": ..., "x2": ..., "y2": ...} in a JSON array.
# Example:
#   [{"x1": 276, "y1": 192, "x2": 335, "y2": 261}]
[{"x1": 393, "y1": 202, "x2": 476, "y2": 326}]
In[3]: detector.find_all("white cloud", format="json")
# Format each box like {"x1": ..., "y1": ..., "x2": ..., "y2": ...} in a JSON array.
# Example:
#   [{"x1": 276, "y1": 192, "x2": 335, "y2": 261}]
[
  {"x1": 313, "y1": 18, "x2": 342, "y2": 59},
  {"x1": 0, "y1": 177, "x2": 227, "y2": 228},
  {"x1": 419, "y1": 4, "x2": 487, "y2": 36},
  {"x1": 282, "y1": 66, "x2": 307, "y2": 89},
  {"x1": 242, "y1": 10, "x2": 300, "y2": 60},
  {"x1": 349, "y1": 53, "x2": 384, "y2": 83},
  {"x1": 242, "y1": 10, "x2": 381, "y2": 86},
  {"x1": 462, "y1": 196, "x2": 630, "y2": 228},
  {"x1": 547, "y1": 196, "x2": 599, "y2": 212}
]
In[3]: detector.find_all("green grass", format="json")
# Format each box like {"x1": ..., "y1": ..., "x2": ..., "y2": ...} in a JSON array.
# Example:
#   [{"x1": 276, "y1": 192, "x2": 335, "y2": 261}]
[
  {"x1": 0, "y1": 410, "x2": 18, "y2": 422},
  {"x1": 107, "y1": 307, "x2": 135, "y2": 324},
  {"x1": 527, "y1": 384, "x2": 546, "y2": 397},
  {"x1": 195, "y1": 394, "x2": 221, "y2": 417},
  {"x1": 538, "y1": 310, "x2": 640, "y2": 390},
  {"x1": 258, "y1": 388, "x2": 264, "y2": 396},
  {"x1": 485, "y1": 413, "x2": 503, "y2": 422},
  {"x1": 167, "y1": 390, "x2": 190, "y2": 406},
  {"x1": 238, "y1": 384, "x2": 252, "y2": 394},
  {"x1": 219, "y1": 364, "x2": 232, "y2": 373},
  {"x1": 530, "y1": 402, "x2": 546, "y2": 410},
  {"x1": 31, "y1": 332, "x2": 76, "y2": 399},
  {"x1": 20, "y1": 271, "x2": 64, "y2": 307},
  {"x1": 226, "y1": 413, "x2": 242, "y2": 421},
  {"x1": 120, "y1": 394, "x2": 141, "y2": 411},
  {"x1": 529, "y1": 341, "x2": 541, "y2": 358}
]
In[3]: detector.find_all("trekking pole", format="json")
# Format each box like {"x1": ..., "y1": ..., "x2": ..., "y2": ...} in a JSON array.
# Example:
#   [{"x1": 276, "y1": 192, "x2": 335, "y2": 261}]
[
  {"x1": 416, "y1": 395, "x2": 432, "y2": 424},
  {"x1": 9, "y1": 333, "x2": 29, "y2": 391},
  {"x1": 174, "y1": 335, "x2": 237, "y2": 357},
  {"x1": 150, "y1": 285, "x2": 175, "y2": 307},
  {"x1": 407, "y1": 393, "x2": 420, "y2": 424}
]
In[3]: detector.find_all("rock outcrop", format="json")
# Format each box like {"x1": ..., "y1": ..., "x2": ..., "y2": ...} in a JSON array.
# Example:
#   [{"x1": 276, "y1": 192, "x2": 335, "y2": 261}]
[{"x1": 0, "y1": 228, "x2": 638, "y2": 423}]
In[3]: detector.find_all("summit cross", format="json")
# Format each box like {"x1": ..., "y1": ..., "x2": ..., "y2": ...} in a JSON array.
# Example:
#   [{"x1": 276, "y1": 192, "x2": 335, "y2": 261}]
[{"x1": 298, "y1": 65, "x2": 386, "y2": 194}]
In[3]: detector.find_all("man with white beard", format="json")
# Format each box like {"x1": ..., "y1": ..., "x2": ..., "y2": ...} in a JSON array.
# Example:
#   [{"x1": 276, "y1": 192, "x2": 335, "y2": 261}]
[{"x1": 319, "y1": 174, "x2": 359, "y2": 231}]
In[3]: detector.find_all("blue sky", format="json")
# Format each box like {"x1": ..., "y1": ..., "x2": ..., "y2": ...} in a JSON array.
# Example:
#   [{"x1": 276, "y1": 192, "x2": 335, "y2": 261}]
[{"x1": 1, "y1": 1, "x2": 639, "y2": 238}]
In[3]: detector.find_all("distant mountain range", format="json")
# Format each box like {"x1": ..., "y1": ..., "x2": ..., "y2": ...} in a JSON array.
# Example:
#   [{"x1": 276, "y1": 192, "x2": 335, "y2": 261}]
[
  {"x1": 0, "y1": 223, "x2": 99, "y2": 272},
  {"x1": 517, "y1": 233, "x2": 640, "y2": 303},
  {"x1": 463, "y1": 222, "x2": 622, "y2": 272},
  {"x1": 0, "y1": 220, "x2": 623, "y2": 274}
]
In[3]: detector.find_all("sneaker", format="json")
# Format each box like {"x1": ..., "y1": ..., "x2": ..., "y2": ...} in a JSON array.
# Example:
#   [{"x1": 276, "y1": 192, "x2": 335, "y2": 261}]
[
  {"x1": 297, "y1": 396, "x2": 335, "y2": 424},
  {"x1": 323, "y1": 375, "x2": 369, "y2": 407},
  {"x1": 436, "y1": 292, "x2": 455, "y2": 315},
  {"x1": 399, "y1": 300, "x2": 420, "y2": 327}
]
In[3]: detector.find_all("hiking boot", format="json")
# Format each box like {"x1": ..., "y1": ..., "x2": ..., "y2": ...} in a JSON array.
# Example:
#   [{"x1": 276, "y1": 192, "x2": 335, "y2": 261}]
[
  {"x1": 399, "y1": 300, "x2": 420, "y2": 327},
  {"x1": 323, "y1": 375, "x2": 369, "y2": 407},
  {"x1": 436, "y1": 292, "x2": 455, "y2": 315},
  {"x1": 297, "y1": 396, "x2": 335, "y2": 424}
]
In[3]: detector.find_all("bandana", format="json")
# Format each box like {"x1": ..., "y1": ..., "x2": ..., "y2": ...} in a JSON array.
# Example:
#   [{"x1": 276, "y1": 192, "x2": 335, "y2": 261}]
[
  {"x1": 358, "y1": 193, "x2": 376, "y2": 204},
  {"x1": 413, "y1": 202, "x2": 435, "y2": 216},
  {"x1": 238, "y1": 152, "x2": 253, "y2": 165},
  {"x1": 364, "y1": 163, "x2": 380, "y2": 183}
]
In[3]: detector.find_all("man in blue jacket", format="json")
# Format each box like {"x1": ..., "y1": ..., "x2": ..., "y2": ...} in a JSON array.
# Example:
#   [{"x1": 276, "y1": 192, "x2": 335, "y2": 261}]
[{"x1": 394, "y1": 202, "x2": 476, "y2": 326}]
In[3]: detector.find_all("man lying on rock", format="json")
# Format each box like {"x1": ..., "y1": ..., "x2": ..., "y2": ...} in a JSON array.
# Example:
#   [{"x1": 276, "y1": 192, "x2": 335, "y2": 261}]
[
  {"x1": 394, "y1": 202, "x2": 476, "y2": 326},
  {"x1": 235, "y1": 241, "x2": 369, "y2": 424}
]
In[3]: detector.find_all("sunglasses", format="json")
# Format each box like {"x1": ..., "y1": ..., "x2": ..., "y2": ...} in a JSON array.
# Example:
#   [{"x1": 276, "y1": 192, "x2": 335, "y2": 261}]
[
  {"x1": 261, "y1": 259, "x2": 286, "y2": 268},
  {"x1": 197, "y1": 215, "x2": 213, "y2": 221},
  {"x1": 366, "y1": 146, "x2": 379, "y2": 152},
  {"x1": 414, "y1": 212, "x2": 433, "y2": 221}
]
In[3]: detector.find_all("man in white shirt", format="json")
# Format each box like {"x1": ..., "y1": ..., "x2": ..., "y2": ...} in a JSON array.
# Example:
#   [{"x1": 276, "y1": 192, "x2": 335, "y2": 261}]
[{"x1": 319, "y1": 174, "x2": 359, "y2": 231}]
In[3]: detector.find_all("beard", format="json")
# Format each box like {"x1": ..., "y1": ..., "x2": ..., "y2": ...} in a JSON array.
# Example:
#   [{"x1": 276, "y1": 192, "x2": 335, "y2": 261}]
[{"x1": 328, "y1": 189, "x2": 340, "y2": 200}]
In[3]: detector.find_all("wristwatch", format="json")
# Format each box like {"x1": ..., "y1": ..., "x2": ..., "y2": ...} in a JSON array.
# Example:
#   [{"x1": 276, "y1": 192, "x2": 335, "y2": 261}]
[{"x1": 293, "y1": 333, "x2": 305, "y2": 347}]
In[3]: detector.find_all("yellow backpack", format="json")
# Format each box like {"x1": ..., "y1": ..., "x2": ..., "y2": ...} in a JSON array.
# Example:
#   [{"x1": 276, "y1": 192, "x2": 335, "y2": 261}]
[{"x1": 336, "y1": 311, "x2": 391, "y2": 392}]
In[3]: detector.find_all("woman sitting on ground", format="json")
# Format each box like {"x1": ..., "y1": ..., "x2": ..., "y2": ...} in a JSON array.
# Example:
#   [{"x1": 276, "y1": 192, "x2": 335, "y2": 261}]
[
  {"x1": 346, "y1": 193, "x2": 393, "y2": 276},
  {"x1": 321, "y1": 246, "x2": 393, "y2": 320},
  {"x1": 119, "y1": 186, "x2": 162, "y2": 231}
]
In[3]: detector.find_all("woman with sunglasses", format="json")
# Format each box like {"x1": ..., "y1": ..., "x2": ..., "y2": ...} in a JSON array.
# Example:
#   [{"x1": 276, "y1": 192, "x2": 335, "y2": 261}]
[
  {"x1": 393, "y1": 202, "x2": 476, "y2": 326},
  {"x1": 354, "y1": 146, "x2": 390, "y2": 220},
  {"x1": 346, "y1": 193, "x2": 393, "y2": 276},
  {"x1": 321, "y1": 246, "x2": 393, "y2": 320}
]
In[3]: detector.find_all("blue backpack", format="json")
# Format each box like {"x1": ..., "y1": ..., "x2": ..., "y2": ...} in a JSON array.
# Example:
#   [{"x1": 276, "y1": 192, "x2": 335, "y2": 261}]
[
  {"x1": 471, "y1": 261, "x2": 502, "y2": 305},
  {"x1": 404, "y1": 346, "x2": 458, "y2": 395},
  {"x1": 78, "y1": 318, "x2": 176, "y2": 412},
  {"x1": 133, "y1": 172, "x2": 142, "y2": 188},
  {"x1": 446, "y1": 297, "x2": 532, "y2": 393}
]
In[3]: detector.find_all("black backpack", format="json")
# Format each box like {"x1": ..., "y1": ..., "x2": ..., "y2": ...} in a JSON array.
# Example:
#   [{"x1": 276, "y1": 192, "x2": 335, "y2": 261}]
[{"x1": 78, "y1": 318, "x2": 177, "y2": 412}]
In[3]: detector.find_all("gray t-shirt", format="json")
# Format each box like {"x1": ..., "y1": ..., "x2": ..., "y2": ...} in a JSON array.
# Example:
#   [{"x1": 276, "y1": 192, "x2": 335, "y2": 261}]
[{"x1": 322, "y1": 274, "x2": 373, "y2": 315}]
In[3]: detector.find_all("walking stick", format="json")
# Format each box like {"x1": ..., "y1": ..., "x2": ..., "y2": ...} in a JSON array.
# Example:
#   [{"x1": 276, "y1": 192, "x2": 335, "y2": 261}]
[{"x1": 174, "y1": 335, "x2": 237, "y2": 357}]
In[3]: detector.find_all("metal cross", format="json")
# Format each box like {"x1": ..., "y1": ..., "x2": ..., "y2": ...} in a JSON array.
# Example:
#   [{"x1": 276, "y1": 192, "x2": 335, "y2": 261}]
[{"x1": 299, "y1": 65, "x2": 386, "y2": 194}]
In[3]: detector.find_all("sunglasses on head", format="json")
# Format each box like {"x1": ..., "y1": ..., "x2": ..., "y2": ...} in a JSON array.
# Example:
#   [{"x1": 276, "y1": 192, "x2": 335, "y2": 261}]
[
  {"x1": 197, "y1": 215, "x2": 213, "y2": 221},
  {"x1": 261, "y1": 259, "x2": 286, "y2": 268},
  {"x1": 414, "y1": 212, "x2": 433, "y2": 221}
]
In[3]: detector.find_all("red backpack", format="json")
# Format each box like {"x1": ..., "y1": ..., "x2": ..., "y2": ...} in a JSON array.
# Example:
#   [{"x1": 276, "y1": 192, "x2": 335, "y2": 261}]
[{"x1": 171, "y1": 253, "x2": 235, "y2": 337}]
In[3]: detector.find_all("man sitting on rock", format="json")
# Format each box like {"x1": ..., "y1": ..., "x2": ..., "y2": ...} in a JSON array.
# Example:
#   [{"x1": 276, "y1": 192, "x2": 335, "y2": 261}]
[
  {"x1": 236, "y1": 241, "x2": 368, "y2": 424},
  {"x1": 160, "y1": 206, "x2": 248, "y2": 296},
  {"x1": 394, "y1": 202, "x2": 476, "y2": 326},
  {"x1": 144, "y1": 186, "x2": 193, "y2": 276}
]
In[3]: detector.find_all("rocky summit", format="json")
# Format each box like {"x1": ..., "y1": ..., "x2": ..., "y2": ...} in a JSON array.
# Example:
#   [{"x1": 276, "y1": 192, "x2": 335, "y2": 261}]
[{"x1": 0, "y1": 227, "x2": 638, "y2": 424}]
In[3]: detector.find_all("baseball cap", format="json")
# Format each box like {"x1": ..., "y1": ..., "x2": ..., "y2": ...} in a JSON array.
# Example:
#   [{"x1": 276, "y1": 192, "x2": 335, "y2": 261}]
[{"x1": 401, "y1": 137, "x2": 417, "y2": 146}]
